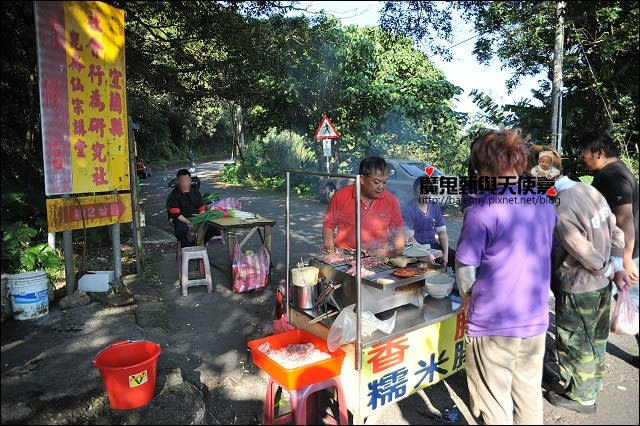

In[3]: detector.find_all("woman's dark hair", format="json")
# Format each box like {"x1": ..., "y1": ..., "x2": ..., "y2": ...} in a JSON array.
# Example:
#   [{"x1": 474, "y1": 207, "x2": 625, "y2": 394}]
[
  {"x1": 576, "y1": 132, "x2": 620, "y2": 158},
  {"x1": 359, "y1": 156, "x2": 388, "y2": 177},
  {"x1": 413, "y1": 176, "x2": 422, "y2": 194},
  {"x1": 176, "y1": 168, "x2": 191, "y2": 178},
  {"x1": 471, "y1": 129, "x2": 529, "y2": 176}
]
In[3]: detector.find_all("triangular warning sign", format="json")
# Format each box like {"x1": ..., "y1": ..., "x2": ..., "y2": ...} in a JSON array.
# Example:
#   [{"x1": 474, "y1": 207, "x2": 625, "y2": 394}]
[{"x1": 313, "y1": 115, "x2": 340, "y2": 139}]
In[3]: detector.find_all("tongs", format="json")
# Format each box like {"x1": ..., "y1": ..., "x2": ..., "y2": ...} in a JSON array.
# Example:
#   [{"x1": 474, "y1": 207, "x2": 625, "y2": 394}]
[{"x1": 314, "y1": 279, "x2": 341, "y2": 310}]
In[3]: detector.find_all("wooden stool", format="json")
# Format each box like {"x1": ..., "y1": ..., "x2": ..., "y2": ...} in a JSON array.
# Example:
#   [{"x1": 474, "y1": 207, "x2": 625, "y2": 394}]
[
  {"x1": 180, "y1": 246, "x2": 213, "y2": 296},
  {"x1": 264, "y1": 376, "x2": 348, "y2": 425}
]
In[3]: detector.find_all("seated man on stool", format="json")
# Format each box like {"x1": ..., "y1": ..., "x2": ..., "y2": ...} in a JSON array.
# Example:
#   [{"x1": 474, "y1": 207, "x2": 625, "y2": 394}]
[{"x1": 167, "y1": 169, "x2": 219, "y2": 247}]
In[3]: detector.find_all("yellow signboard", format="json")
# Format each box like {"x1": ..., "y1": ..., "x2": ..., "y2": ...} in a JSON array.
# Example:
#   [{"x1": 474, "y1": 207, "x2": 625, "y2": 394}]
[
  {"x1": 64, "y1": 1, "x2": 129, "y2": 193},
  {"x1": 360, "y1": 312, "x2": 467, "y2": 415},
  {"x1": 46, "y1": 194, "x2": 132, "y2": 232}
]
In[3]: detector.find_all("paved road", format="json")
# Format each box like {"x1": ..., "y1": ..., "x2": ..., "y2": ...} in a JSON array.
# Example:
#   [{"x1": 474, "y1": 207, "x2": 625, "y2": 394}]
[
  {"x1": 138, "y1": 160, "x2": 638, "y2": 425},
  {"x1": 1, "y1": 159, "x2": 637, "y2": 425}
]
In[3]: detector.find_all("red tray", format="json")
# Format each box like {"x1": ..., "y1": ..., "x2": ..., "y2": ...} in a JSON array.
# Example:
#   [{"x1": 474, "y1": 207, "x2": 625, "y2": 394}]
[{"x1": 248, "y1": 329, "x2": 345, "y2": 390}]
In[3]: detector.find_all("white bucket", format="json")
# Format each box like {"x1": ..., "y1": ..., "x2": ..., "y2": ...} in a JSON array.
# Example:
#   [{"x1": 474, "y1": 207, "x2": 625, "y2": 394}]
[{"x1": 8, "y1": 271, "x2": 49, "y2": 320}]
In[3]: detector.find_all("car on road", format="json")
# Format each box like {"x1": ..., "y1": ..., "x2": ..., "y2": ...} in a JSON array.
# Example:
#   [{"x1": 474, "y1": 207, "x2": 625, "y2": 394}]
[{"x1": 318, "y1": 158, "x2": 460, "y2": 210}]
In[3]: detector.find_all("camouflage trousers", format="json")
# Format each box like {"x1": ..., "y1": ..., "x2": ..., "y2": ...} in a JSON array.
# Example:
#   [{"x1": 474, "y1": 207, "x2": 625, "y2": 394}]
[{"x1": 555, "y1": 284, "x2": 611, "y2": 405}]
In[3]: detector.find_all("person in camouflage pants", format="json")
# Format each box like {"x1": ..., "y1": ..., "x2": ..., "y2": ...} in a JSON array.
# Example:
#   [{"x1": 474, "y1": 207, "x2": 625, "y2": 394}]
[
  {"x1": 555, "y1": 285, "x2": 612, "y2": 405},
  {"x1": 547, "y1": 172, "x2": 632, "y2": 414}
]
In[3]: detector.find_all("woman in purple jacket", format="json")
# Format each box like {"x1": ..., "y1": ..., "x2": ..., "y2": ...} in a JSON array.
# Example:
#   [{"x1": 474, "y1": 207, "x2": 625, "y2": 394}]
[{"x1": 455, "y1": 129, "x2": 557, "y2": 424}]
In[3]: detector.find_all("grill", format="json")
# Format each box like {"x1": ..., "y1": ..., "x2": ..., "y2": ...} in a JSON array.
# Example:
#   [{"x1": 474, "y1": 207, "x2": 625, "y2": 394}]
[{"x1": 308, "y1": 257, "x2": 439, "y2": 315}]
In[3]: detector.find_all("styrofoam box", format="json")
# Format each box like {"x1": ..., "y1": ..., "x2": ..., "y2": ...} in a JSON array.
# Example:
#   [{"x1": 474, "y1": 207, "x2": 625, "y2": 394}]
[{"x1": 78, "y1": 271, "x2": 115, "y2": 292}]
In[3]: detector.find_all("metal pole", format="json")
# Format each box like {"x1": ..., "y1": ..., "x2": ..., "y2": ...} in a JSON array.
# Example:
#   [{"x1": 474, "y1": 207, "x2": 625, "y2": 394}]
[
  {"x1": 355, "y1": 175, "x2": 362, "y2": 371},
  {"x1": 112, "y1": 223, "x2": 122, "y2": 288},
  {"x1": 285, "y1": 171, "x2": 291, "y2": 319},
  {"x1": 63, "y1": 228, "x2": 74, "y2": 295},
  {"x1": 127, "y1": 116, "x2": 143, "y2": 275},
  {"x1": 550, "y1": 1, "x2": 565, "y2": 149},
  {"x1": 47, "y1": 232, "x2": 55, "y2": 250},
  {"x1": 557, "y1": 91, "x2": 564, "y2": 155}
]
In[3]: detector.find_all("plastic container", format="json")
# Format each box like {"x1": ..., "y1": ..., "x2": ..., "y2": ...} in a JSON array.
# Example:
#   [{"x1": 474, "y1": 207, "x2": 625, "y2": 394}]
[
  {"x1": 425, "y1": 274, "x2": 455, "y2": 299},
  {"x1": 248, "y1": 329, "x2": 345, "y2": 390},
  {"x1": 8, "y1": 271, "x2": 49, "y2": 320},
  {"x1": 78, "y1": 271, "x2": 115, "y2": 293},
  {"x1": 93, "y1": 340, "x2": 162, "y2": 410}
]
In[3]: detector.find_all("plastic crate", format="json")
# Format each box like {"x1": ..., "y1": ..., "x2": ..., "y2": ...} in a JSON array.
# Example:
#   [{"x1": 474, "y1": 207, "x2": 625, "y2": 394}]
[{"x1": 248, "y1": 329, "x2": 345, "y2": 390}]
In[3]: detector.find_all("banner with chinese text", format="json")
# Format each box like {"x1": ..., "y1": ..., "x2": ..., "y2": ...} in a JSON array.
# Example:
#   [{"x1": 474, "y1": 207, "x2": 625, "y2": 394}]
[
  {"x1": 46, "y1": 194, "x2": 132, "y2": 232},
  {"x1": 35, "y1": 1, "x2": 129, "y2": 195},
  {"x1": 360, "y1": 313, "x2": 467, "y2": 415}
]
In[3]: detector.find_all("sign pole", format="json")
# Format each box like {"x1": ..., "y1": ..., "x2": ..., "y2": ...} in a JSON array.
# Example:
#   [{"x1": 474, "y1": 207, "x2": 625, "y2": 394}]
[
  {"x1": 325, "y1": 138, "x2": 330, "y2": 173},
  {"x1": 62, "y1": 196, "x2": 75, "y2": 295},
  {"x1": 127, "y1": 116, "x2": 143, "y2": 275},
  {"x1": 112, "y1": 220, "x2": 122, "y2": 290},
  {"x1": 47, "y1": 232, "x2": 56, "y2": 250}
]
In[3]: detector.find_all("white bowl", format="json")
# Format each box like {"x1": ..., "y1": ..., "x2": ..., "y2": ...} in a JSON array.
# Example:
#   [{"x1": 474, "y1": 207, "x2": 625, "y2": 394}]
[
  {"x1": 403, "y1": 246, "x2": 428, "y2": 257},
  {"x1": 424, "y1": 274, "x2": 454, "y2": 299}
]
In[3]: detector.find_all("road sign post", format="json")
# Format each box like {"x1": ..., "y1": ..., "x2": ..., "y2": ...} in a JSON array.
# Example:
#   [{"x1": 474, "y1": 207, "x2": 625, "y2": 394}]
[
  {"x1": 314, "y1": 115, "x2": 340, "y2": 173},
  {"x1": 323, "y1": 138, "x2": 331, "y2": 172}
]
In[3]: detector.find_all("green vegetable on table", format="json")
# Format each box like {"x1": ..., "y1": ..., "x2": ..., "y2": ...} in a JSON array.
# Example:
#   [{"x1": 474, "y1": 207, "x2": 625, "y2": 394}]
[
  {"x1": 189, "y1": 209, "x2": 224, "y2": 224},
  {"x1": 202, "y1": 192, "x2": 220, "y2": 204}
]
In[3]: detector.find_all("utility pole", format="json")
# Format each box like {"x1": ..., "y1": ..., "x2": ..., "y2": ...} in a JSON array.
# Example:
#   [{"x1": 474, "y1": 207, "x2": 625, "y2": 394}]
[{"x1": 551, "y1": 1, "x2": 566, "y2": 151}]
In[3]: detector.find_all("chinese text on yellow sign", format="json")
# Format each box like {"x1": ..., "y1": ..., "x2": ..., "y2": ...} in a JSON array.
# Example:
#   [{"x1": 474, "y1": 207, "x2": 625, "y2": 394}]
[
  {"x1": 65, "y1": 1, "x2": 129, "y2": 193},
  {"x1": 46, "y1": 194, "x2": 132, "y2": 233},
  {"x1": 360, "y1": 312, "x2": 467, "y2": 414}
]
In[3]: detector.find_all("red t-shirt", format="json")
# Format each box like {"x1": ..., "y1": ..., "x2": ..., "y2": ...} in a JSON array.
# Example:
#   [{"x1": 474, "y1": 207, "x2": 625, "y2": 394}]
[{"x1": 322, "y1": 184, "x2": 404, "y2": 249}]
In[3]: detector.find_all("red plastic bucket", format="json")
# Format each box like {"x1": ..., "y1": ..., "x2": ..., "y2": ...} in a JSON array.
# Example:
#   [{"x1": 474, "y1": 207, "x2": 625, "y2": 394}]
[{"x1": 93, "y1": 340, "x2": 162, "y2": 410}]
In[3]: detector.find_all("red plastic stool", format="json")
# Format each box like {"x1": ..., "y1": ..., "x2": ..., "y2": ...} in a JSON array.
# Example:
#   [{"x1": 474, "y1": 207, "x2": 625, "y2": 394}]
[{"x1": 264, "y1": 376, "x2": 348, "y2": 425}]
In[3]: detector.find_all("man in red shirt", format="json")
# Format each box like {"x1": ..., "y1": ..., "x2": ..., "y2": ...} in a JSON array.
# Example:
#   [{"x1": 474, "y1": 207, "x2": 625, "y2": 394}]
[{"x1": 322, "y1": 157, "x2": 405, "y2": 253}]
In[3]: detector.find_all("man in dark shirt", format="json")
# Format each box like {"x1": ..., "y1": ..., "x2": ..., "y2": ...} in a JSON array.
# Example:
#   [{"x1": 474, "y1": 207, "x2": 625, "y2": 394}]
[
  {"x1": 577, "y1": 132, "x2": 639, "y2": 362},
  {"x1": 167, "y1": 169, "x2": 218, "y2": 247}
]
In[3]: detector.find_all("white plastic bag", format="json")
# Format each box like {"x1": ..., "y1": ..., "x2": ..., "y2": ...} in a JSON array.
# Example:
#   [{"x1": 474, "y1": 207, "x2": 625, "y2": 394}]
[
  {"x1": 327, "y1": 304, "x2": 396, "y2": 352},
  {"x1": 610, "y1": 288, "x2": 639, "y2": 336}
]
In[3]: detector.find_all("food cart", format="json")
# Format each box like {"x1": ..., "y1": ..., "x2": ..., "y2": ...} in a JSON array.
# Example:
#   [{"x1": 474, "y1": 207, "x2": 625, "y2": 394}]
[{"x1": 283, "y1": 169, "x2": 466, "y2": 424}]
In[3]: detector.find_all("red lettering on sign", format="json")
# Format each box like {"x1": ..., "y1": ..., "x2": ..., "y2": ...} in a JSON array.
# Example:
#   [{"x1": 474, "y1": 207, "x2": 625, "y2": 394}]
[
  {"x1": 70, "y1": 77, "x2": 85, "y2": 92},
  {"x1": 43, "y1": 78, "x2": 62, "y2": 114},
  {"x1": 85, "y1": 206, "x2": 96, "y2": 219},
  {"x1": 88, "y1": 10, "x2": 103, "y2": 33},
  {"x1": 48, "y1": 140, "x2": 65, "y2": 171},
  {"x1": 98, "y1": 205, "x2": 108, "y2": 217},
  {"x1": 68, "y1": 52, "x2": 85, "y2": 72},
  {"x1": 86, "y1": 37, "x2": 104, "y2": 59},
  {"x1": 92, "y1": 166, "x2": 108, "y2": 186},
  {"x1": 69, "y1": 29, "x2": 82, "y2": 51},
  {"x1": 73, "y1": 119, "x2": 86, "y2": 136},
  {"x1": 72, "y1": 98, "x2": 84, "y2": 115},
  {"x1": 109, "y1": 68, "x2": 123, "y2": 89},
  {"x1": 89, "y1": 89, "x2": 105, "y2": 111},
  {"x1": 109, "y1": 203, "x2": 120, "y2": 216},
  {"x1": 455, "y1": 313, "x2": 466, "y2": 341},
  {"x1": 88, "y1": 117, "x2": 105, "y2": 138},
  {"x1": 367, "y1": 335, "x2": 410, "y2": 374},
  {"x1": 88, "y1": 64, "x2": 104, "y2": 86},
  {"x1": 109, "y1": 91, "x2": 122, "y2": 114},
  {"x1": 44, "y1": 14, "x2": 58, "y2": 49},
  {"x1": 91, "y1": 141, "x2": 107, "y2": 163},
  {"x1": 74, "y1": 139, "x2": 87, "y2": 157},
  {"x1": 109, "y1": 117, "x2": 123, "y2": 137},
  {"x1": 52, "y1": 156, "x2": 64, "y2": 171},
  {"x1": 72, "y1": 207, "x2": 82, "y2": 221}
]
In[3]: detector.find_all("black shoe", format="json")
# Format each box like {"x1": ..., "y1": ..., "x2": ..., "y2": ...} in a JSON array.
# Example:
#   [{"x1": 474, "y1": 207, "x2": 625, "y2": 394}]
[
  {"x1": 545, "y1": 391, "x2": 596, "y2": 414},
  {"x1": 543, "y1": 363, "x2": 561, "y2": 382}
]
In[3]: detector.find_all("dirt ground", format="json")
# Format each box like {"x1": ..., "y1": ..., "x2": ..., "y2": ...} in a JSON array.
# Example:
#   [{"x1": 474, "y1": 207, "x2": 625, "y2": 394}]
[{"x1": 1, "y1": 159, "x2": 638, "y2": 425}]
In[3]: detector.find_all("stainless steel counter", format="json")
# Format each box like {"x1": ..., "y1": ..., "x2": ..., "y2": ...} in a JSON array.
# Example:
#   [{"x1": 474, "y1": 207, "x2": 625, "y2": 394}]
[{"x1": 292, "y1": 290, "x2": 462, "y2": 348}]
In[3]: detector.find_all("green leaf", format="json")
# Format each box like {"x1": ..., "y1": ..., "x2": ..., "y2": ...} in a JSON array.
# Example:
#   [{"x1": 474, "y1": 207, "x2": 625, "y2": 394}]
[{"x1": 19, "y1": 252, "x2": 36, "y2": 271}]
